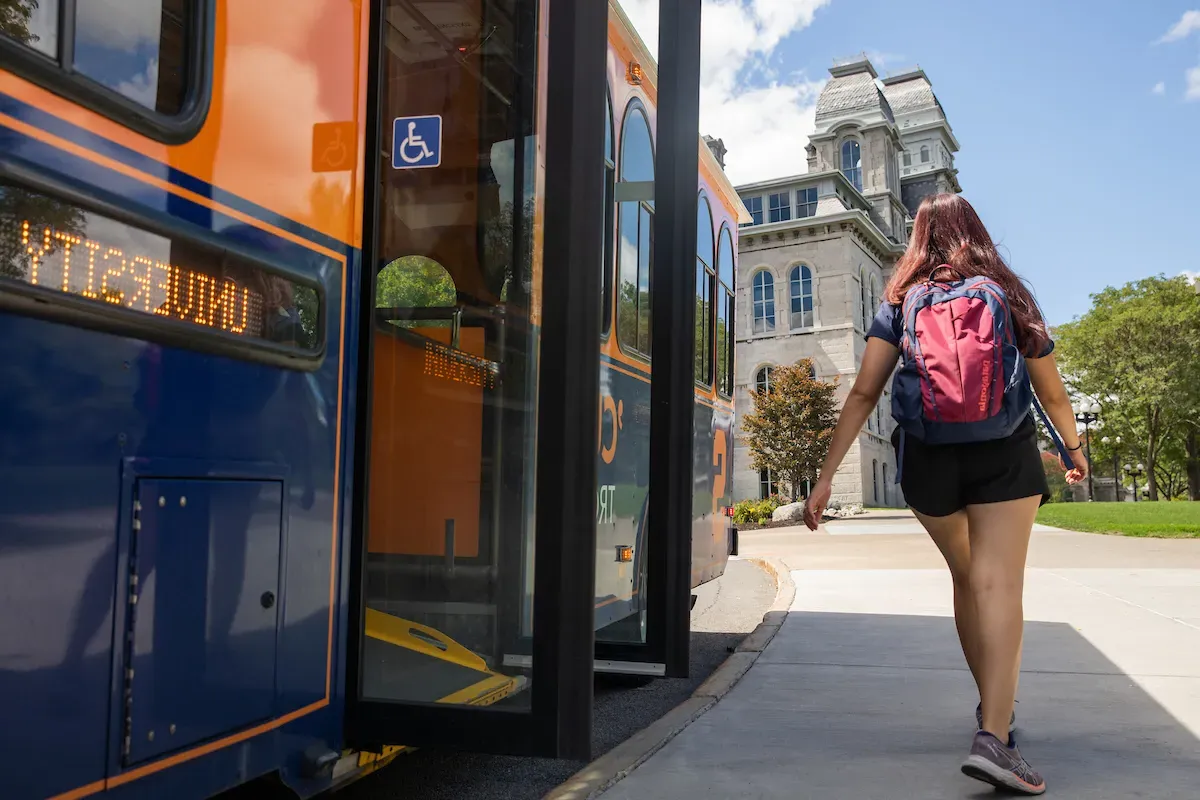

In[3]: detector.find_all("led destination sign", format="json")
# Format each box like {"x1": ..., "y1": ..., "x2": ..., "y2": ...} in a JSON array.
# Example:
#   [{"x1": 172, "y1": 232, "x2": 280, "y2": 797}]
[{"x1": 1, "y1": 183, "x2": 320, "y2": 351}]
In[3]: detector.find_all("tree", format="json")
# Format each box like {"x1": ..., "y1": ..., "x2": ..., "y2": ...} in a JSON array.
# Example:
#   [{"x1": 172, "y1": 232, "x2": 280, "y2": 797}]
[
  {"x1": 739, "y1": 358, "x2": 839, "y2": 500},
  {"x1": 0, "y1": 1, "x2": 38, "y2": 47},
  {"x1": 0, "y1": 184, "x2": 89, "y2": 280},
  {"x1": 1055, "y1": 275, "x2": 1200, "y2": 501}
]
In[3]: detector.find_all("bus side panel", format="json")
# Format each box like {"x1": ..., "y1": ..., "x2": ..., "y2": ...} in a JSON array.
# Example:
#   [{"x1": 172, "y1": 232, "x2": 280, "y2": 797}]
[
  {"x1": 594, "y1": 359, "x2": 650, "y2": 630},
  {"x1": 692, "y1": 402, "x2": 734, "y2": 588}
]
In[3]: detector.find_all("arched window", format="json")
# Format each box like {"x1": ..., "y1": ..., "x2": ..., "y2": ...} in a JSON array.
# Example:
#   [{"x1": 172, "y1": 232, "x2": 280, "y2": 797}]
[
  {"x1": 872, "y1": 459, "x2": 880, "y2": 504},
  {"x1": 695, "y1": 194, "x2": 715, "y2": 385},
  {"x1": 602, "y1": 90, "x2": 616, "y2": 335},
  {"x1": 752, "y1": 271, "x2": 775, "y2": 334},
  {"x1": 920, "y1": 145, "x2": 930, "y2": 163},
  {"x1": 841, "y1": 139, "x2": 862, "y2": 191},
  {"x1": 789, "y1": 265, "x2": 814, "y2": 329},
  {"x1": 376, "y1": 255, "x2": 457, "y2": 332},
  {"x1": 755, "y1": 365, "x2": 774, "y2": 394},
  {"x1": 617, "y1": 102, "x2": 654, "y2": 355},
  {"x1": 716, "y1": 226, "x2": 735, "y2": 396}
]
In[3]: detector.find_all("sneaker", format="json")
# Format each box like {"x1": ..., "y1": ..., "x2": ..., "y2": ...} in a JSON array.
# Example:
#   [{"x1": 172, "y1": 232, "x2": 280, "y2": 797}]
[
  {"x1": 961, "y1": 731, "x2": 1046, "y2": 795},
  {"x1": 975, "y1": 700, "x2": 1016, "y2": 733}
]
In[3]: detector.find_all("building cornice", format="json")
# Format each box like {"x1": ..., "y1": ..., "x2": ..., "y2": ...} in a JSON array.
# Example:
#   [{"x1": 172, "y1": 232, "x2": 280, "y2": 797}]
[
  {"x1": 738, "y1": 208, "x2": 905, "y2": 260},
  {"x1": 896, "y1": 119, "x2": 961, "y2": 152}
]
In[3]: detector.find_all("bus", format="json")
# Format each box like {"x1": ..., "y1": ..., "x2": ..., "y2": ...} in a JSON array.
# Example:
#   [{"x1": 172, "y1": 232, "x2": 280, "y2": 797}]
[{"x1": 0, "y1": 1, "x2": 745, "y2": 798}]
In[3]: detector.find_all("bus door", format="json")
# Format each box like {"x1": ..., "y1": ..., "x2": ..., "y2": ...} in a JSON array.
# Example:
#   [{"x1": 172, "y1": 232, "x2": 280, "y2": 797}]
[
  {"x1": 592, "y1": 0, "x2": 707, "y2": 681},
  {"x1": 345, "y1": 0, "x2": 607, "y2": 758}
]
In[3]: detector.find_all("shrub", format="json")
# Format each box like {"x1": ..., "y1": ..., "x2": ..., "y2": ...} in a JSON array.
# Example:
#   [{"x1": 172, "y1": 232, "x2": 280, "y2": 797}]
[{"x1": 733, "y1": 496, "x2": 784, "y2": 526}]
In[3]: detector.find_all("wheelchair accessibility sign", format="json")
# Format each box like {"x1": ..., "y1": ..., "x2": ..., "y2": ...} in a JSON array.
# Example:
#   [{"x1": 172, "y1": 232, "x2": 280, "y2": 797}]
[{"x1": 392, "y1": 115, "x2": 441, "y2": 169}]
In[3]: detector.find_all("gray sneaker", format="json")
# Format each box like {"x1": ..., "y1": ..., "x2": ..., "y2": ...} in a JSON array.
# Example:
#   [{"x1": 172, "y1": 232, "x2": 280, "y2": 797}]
[
  {"x1": 961, "y1": 731, "x2": 1046, "y2": 795},
  {"x1": 976, "y1": 700, "x2": 1016, "y2": 733}
]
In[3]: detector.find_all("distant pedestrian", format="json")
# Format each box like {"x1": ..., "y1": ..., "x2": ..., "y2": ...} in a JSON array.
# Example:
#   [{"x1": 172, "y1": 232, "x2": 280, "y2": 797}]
[{"x1": 803, "y1": 193, "x2": 1087, "y2": 795}]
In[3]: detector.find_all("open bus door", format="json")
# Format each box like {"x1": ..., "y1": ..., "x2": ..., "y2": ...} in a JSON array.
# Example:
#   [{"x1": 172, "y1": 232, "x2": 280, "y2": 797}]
[
  {"x1": 592, "y1": 0, "x2": 705, "y2": 681},
  {"x1": 345, "y1": 0, "x2": 607, "y2": 759}
]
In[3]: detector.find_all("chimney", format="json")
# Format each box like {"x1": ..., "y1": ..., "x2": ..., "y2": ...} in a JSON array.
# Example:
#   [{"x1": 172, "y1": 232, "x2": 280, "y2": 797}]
[{"x1": 703, "y1": 135, "x2": 727, "y2": 170}]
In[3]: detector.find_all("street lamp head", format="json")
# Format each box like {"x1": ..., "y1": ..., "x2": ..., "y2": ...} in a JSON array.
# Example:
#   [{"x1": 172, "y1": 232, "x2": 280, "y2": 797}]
[
  {"x1": 1101, "y1": 436, "x2": 1109, "y2": 444},
  {"x1": 1089, "y1": 403, "x2": 1101, "y2": 415},
  {"x1": 1136, "y1": 463, "x2": 1144, "y2": 472},
  {"x1": 1124, "y1": 463, "x2": 1132, "y2": 472}
]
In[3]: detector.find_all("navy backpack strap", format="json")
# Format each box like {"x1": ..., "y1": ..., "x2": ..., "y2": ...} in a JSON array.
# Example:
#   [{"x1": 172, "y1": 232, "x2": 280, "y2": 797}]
[{"x1": 1031, "y1": 392, "x2": 1074, "y2": 465}]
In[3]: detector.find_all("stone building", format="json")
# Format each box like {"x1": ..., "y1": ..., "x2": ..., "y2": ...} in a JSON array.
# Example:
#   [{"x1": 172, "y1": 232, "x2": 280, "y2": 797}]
[{"x1": 730, "y1": 56, "x2": 962, "y2": 506}]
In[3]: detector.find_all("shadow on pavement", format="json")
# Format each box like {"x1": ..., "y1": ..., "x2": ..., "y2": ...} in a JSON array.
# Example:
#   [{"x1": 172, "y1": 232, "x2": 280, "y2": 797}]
[
  {"x1": 599, "y1": 612, "x2": 1200, "y2": 800},
  {"x1": 336, "y1": 631, "x2": 744, "y2": 800}
]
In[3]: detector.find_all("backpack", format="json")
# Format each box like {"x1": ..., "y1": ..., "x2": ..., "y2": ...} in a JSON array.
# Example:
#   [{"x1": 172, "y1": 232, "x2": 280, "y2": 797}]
[{"x1": 890, "y1": 271, "x2": 1070, "y2": 483}]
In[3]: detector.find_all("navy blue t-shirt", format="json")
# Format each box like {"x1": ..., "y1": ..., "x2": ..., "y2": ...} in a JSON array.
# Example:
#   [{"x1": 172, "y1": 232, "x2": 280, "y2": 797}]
[{"x1": 866, "y1": 302, "x2": 1055, "y2": 358}]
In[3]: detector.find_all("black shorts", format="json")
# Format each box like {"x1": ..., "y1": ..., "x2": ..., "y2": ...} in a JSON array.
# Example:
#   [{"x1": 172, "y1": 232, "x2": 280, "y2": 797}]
[{"x1": 892, "y1": 416, "x2": 1050, "y2": 518}]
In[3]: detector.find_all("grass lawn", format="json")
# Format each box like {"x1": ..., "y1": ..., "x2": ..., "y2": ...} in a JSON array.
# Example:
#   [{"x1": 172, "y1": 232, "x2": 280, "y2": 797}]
[{"x1": 1036, "y1": 502, "x2": 1200, "y2": 538}]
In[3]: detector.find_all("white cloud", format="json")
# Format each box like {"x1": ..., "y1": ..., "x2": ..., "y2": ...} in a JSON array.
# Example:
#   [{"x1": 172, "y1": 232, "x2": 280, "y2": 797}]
[
  {"x1": 1188, "y1": 64, "x2": 1200, "y2": 100},
  {"x1": 75, "y1": 0, "x2": 163, "y2": 50},
  {"x1": 616, "y1": 0, "x2": 833, "y2": 185},
  {"x1": 116, "y1": 58, "x2": 160, "y2": 108},
  {"x1": 1152, "y1": 81, "x2": 1166, "y2": 95},
  {"x1": 1156, "y1": 10, "x2": 1200, "y2": 43},
  {"x1": 865, "y1": 50, "x2": 906, "y2": 71}
]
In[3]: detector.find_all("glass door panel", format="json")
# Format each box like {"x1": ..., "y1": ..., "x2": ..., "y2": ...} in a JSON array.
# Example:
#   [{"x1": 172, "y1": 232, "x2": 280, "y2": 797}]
[{"x1": 348, "y1": 0, "x2": 608, "y2": 758}]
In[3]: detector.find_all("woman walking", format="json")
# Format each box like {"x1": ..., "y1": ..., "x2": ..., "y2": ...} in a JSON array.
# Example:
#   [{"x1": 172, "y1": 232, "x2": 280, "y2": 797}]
[{"x1": 802, "y1": 193, "x2": 1087, "y2": 794}]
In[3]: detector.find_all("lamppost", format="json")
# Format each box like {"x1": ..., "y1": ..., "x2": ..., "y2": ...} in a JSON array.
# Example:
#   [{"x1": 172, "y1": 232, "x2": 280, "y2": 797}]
[
  {"x1": 1125, "y1": 463, "x2": 1144, "y2": 503},
  {"x1": 1074, "y1": 402, "x2": 1101, "y2": 500},
  {"x1": 1101, "y1": 435, "x2": 1122, "y2": 501}
]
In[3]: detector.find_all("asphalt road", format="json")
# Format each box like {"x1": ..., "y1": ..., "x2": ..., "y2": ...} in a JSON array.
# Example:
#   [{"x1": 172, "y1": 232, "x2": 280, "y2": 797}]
[{"x1": 335, "y1": 557, "x2": 777, "y2": 800}]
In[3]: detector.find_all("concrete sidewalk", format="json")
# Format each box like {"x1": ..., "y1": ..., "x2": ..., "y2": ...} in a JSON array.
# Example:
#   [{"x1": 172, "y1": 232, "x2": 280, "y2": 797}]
[{"x1": 600, "y1": 520, "x2": 1200, "y2": 799}]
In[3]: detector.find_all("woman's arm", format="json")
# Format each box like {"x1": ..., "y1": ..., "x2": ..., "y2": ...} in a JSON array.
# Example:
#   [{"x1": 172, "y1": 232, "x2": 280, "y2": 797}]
[
  {"x1": 803, "y1": 337, "x2": 900, "y2": 529},
  {"x1": 1026, "y1": 353, "x2": 1089, "y2": 483}
]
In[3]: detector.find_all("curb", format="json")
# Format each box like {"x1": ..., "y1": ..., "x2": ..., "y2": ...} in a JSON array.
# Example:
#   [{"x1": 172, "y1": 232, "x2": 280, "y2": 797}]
[{"x1": 543, "y1": 557, "x2": 794, "y2": 800}]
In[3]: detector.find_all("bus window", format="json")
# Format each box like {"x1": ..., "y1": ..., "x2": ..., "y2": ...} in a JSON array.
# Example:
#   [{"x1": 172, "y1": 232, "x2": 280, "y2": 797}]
[
  {"x1": 695, "y1": 193, "x2": 714, "y2": 385},
  {"x1": 602, "y1": 91, "x2": 615, "y2": 336},
  {"x1": 716, "y1": 225, "x2": 734, "y2": 396},
  {"x1": 0, "y1": 0, "x2": 207, "y2": 139},
  {"x1": 375, "y1": 255, "x2": 458, "y2": 336},
  {"x1": 74, "y1": 0, "x2": 192, "y2": 114},
  {"x1": 616, "y1": 102, "x2": 654, "y2": 357}
]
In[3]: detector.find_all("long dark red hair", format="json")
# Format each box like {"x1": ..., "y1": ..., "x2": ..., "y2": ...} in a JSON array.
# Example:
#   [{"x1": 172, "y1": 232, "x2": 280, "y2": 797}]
[{"x1": 885, "y1": 193, "x2": 1049, "y2": 356}]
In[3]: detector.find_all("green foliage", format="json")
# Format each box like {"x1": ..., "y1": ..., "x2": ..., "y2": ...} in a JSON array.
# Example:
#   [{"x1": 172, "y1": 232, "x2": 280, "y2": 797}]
[
  {"x1": 1055, "y1": 275, "x2": 1200, "y2": 501},
  {"x1": 0, "y1": 1, "x2": 37, "y2": 46},
  {"x1": 739, "y1": 358, "x2": 839, "y2": 499},
  {"x1": 733, "y1": 496, "x2": 782, "y2": 526},
  {"x1": 1037, "y1": 502, "x2": 1200, "y2": 538},
  {"x1": 375, "y1": 255, "x2": 456, "y2": 329},
  {"x1": 0, "y1": 185, "x2": 88, "y2": 280}
]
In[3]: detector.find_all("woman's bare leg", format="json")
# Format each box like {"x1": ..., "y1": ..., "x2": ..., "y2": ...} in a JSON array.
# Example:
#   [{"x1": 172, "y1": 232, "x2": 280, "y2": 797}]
[
  {"x1": 913, "y1": 509, "x2": 981, "y2": 694},
  {"x1": 966, "y1": 496, "x2": 1041, "y2": 741}
]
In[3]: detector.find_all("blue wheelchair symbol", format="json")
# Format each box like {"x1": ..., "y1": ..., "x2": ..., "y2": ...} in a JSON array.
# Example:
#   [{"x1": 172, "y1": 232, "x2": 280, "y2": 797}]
[{"x1": 392, "y1": 115, "x2": 442, "y2": 169}]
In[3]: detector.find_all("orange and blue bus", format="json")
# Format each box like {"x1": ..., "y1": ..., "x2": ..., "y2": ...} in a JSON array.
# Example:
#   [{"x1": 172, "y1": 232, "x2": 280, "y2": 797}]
[{"x1": 0, "y1": 0, "x2": 745, "y2": 797}]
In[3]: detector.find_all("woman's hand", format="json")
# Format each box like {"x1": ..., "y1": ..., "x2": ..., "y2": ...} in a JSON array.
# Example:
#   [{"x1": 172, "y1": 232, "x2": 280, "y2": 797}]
[
  {"x1": 1062, "y1": 448, "x2": 1089, "y2": 485},
  {"x1": 803, "y1": 480, "x2": 832, "y2": 531}
]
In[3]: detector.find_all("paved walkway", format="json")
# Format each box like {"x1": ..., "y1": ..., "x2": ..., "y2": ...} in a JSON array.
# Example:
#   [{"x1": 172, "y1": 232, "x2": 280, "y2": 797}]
[{"x1": 601, "y1": 513, "x2": 1200, "y2": 799}]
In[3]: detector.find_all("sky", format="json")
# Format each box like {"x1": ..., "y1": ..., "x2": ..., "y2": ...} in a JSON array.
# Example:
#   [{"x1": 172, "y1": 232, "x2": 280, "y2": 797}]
[{"x1": 618, "y1": 0, "x2": 1200, "y2": 326}]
